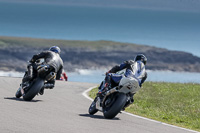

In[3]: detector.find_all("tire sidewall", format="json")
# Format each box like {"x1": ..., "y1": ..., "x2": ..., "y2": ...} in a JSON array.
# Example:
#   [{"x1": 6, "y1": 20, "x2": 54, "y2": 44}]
[
  {"x1": 23, "y1": 78, "x2": 44, "y2": 101},
  {"x1": 88, "y1": 99, "x2": 98, "y2": 115},
  {"x1": 103, "y1": 93, "x2": 127, "y2": 119},
  {"x1": 15, "y1": 87, "x2": 22, "y2": 98}
]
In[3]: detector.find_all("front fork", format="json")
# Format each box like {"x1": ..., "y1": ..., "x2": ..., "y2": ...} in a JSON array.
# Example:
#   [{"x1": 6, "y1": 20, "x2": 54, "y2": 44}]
[
  {"x1": 20, "y1": 85, "x2": 25, "y2": 96},
  {"x1": 96, "y1": 97, "x2": 103, "y2": 111},
  {"x1": 20, "y1": 82, "x2": 30, "y2": 96}
]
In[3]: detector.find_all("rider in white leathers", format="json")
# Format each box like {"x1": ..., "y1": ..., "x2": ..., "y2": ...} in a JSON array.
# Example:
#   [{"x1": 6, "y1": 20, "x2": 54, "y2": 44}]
[{"x1": 98, "y1": 54, "x2": 147, "y2": 108}]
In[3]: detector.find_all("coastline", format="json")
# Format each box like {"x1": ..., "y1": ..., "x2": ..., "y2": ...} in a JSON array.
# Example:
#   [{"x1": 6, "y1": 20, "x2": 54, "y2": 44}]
[
  {"x1": 1, "y1": 36, "x2": 200, "y2": 73},
  {"x1": 1, "y1": 69, "x2": 200, "y2": 84}
]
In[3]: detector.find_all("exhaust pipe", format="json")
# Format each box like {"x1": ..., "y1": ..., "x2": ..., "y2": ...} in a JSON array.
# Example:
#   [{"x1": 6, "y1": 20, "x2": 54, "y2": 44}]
[
  {"x1": 38, "y1": 65, "x2": 48, "y2": 73},
  {"x1": 46, "y1": 72, "x2": 56, "y2": 81}
]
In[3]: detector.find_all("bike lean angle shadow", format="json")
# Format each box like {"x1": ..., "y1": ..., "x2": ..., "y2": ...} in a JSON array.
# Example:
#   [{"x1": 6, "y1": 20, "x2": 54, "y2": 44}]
[
  {"x1": 79, "y1": 114, "x2": 120, "y2": 120},
  {"x1": 4, "y1": 97, "x2": 42, "y2": 102}
]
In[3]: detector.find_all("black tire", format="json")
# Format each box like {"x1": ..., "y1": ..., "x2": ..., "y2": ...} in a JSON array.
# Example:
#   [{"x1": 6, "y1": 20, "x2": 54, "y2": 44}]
[
  {"x1": 23, "y1": 78, "x2": 44, "y2": 101},
  {"x1": 15, "y1": 87, "x2": 22, "y2": 98},
  {"x1": 103, "y1": 93, "x2": 127, "y2": 119},
  {"x1": 88, "y1": 98, "x2": 98, "y2": 115}
]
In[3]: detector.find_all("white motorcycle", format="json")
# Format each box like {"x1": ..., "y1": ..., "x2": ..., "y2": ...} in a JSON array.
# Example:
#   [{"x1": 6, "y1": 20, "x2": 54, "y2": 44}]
[{"x1": 88, "y1": 74, "x2": 141, "y2": 119}]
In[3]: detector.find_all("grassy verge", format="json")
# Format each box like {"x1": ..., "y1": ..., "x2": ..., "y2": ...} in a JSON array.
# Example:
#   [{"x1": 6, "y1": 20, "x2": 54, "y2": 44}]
[
  {"x1": 0, "y1": 36, "x2": 139, "y2": 50},
  {"x1": 89, "y1": 82, "x2": 200, "y2": 132}
]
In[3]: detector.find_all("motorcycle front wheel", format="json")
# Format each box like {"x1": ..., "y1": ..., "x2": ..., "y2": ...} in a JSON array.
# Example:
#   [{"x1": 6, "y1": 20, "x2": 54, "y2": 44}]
[
  {"x1": 15, "y1": 87, "x2": 22, "y2": 98},
  {"x1": 88, "y1": 98, "x2": 98, "y2": 115}
]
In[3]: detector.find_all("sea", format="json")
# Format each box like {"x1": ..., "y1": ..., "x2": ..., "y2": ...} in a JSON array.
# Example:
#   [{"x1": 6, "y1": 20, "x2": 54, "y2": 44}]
[
  {"x1": 0, "y1": 2, "x2": 200, "y2": 83},
  {"x1": 0, "y1": 2, "x2": 200, "y2": 56},
  {"x1": 1, "y1": 70, "x2": 200, "y2": 84}
]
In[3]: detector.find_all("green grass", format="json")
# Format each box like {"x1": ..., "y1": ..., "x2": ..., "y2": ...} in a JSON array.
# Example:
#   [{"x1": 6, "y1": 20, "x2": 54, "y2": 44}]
[
  {"x1": 89, "y1": 82, "x2": 200, "y2": 132},
  {"x1": 0, "y1": 36, "x2": 150, "y2": 51}
]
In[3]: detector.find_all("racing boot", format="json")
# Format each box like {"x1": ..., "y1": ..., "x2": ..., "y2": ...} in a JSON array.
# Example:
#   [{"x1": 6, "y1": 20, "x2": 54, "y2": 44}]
[
  {"x1": 122, "y1": 93, "x2": 135, "y2": 111},
  {"x1": 39, "y1": 83, "x2": 54, "y2": 95},
  {"x1": 44, "y1": 83, "x2": 54, "y2": 89},
  {"x1": 22, "y1": 64, "x2": 33, "y2": 83}
]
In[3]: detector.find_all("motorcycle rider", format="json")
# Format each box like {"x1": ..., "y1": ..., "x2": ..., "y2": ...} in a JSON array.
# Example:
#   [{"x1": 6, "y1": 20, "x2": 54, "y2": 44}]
[
  {"x1": 21, "y1": 46, "x2": 64, "y2": 95},
  {"x1": 98, "y1": 54, "x2": 147, "y2": 108}
]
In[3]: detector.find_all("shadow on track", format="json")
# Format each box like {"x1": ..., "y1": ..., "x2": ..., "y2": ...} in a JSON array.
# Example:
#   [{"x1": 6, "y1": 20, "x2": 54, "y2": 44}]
[
  {"x1": 4, "y1": 97, "x2": 42, "y2": 102},
  {"x1": 79, "y1": 114, "x2": 120, "y2": 120}
]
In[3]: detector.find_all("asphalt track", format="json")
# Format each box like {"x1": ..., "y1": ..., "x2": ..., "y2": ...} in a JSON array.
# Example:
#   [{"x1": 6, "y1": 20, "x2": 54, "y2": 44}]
[{"x1": 0, "y1": 77, "x2": 199, "y2": 133}]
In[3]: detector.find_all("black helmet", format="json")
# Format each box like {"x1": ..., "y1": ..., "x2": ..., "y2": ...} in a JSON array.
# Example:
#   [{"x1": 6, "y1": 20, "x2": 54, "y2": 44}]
[
  {"x1": 134, "y1": 54, "x2": 147, "y2": 65},
  {"x1": 49, "y1": 46, "x2": 61, "y2": 54}
]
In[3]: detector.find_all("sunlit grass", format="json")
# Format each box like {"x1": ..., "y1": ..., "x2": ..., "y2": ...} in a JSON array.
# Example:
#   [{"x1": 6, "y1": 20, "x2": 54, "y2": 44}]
[
  {"x1": 0, "y1": 36, "x2": 139, "y2": 50},
  {"x1": 89, "y1": 82, "x2": 200, "y2": 132}
]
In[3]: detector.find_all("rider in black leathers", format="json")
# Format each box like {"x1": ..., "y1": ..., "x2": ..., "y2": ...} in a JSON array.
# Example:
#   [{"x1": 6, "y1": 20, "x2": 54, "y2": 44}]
[{"x1": 22, "y1": 46, "x2": 63, "y2": 95}]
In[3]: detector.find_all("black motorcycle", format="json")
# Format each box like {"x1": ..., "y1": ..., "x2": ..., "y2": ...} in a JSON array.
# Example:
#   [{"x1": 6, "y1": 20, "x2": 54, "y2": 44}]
[{"x1": 15, "y1": 59, "x2": 56, "y2": 101}]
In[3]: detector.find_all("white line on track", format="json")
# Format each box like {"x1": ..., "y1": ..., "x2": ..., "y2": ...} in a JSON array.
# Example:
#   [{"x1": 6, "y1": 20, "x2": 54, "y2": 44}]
[
  {"x1": 82, "y1": 86, "x2": 200, "y2": 133},
  {"x1": 82, "y1": 86, "x2": 96, "y2": 102}
]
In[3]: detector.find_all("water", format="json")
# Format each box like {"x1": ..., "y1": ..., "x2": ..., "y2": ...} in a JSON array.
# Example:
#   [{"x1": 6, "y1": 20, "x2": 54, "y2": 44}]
[
  {"x1": 0, "y1": 2, "x2": 199, "y2": 83},
  {"x1": 0, "y1": 2, "x2": 200, "y2": 56},
  {"x1": 1, "y1": 70, "x2": 199, "y2": 84},
  {"x1": 0, "y1": 71, "x2": 24, "y2": 77},
  {"x1": 67, "y1": 70, "x2": 200, "y2": 84}
]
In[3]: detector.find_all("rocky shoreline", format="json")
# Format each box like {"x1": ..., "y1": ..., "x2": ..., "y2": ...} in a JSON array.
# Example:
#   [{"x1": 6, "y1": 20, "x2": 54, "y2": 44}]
[{"x1": 0, "y1": 36, "x2": 200, "y2": 73}]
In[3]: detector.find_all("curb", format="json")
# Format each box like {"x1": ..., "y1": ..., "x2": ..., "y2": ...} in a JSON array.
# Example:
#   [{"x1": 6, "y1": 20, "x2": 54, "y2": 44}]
[{"x1": 82, "y1": 86, "x2": 200, "y2": 133}]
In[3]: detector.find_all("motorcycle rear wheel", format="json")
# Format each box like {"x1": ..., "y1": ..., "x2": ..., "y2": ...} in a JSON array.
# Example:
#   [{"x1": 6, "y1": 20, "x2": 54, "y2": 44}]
[
  {"x1": 23, "y1": 78, "x2": 44, "y2": 101},
  {"x1": 103, "y1": 93, "x2": 127, "y2": 119}
]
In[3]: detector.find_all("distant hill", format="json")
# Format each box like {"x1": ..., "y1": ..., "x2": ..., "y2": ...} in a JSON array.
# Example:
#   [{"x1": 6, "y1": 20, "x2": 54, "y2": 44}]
[{"x1": 0, "y1": 36, "x2": 200, "y2": 73}]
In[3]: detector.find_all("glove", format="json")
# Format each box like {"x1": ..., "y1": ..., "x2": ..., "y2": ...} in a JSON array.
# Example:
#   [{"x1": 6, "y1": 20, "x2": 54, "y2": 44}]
[
  {"x1": 29, "y1": 59, "x2": 35, "y2": 63},
  {"x1": 105, "y1": 71, "x2": 110, "y2": 76}
]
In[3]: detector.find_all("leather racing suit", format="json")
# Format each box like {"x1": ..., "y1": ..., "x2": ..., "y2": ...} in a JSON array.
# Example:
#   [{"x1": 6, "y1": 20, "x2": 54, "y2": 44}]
[
  {"x1": 98, "y1": 60, "x2": 147, "y2": 108},
  {"x1": 22, "y1": 50, "x2": 64, "y2": 90}
]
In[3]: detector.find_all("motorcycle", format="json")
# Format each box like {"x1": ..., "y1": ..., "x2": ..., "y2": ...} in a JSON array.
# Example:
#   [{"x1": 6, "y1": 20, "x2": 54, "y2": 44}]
[
  {"x1": 15, "y1": 59, "x2": 56, "y2": 101},
  {"x1": 88, "y1": 74, "x2": 141, "y2": 119}
]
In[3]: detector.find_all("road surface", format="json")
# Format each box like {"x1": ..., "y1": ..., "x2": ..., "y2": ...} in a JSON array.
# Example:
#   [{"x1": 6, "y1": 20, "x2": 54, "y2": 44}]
[{"x1": 0, "y1": 77, "x2": 198, "y2": 133}]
